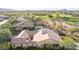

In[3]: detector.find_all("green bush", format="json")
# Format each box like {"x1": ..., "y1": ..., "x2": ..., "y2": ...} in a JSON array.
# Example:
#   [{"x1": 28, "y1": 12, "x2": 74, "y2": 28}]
[
  {"x1": 0, "y1": 28, "x2": 12, "y2": 43},
  {"x1": 59, "y1": 36, "x2": 76, "y2": 49}
]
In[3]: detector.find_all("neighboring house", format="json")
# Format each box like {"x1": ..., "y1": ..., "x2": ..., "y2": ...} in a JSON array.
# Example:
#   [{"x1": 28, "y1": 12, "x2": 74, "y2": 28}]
[
  {"x1": 33, "y1": 28, "x2": 61, "y2": 48},
  {"x1": 40, "y1": 19, "x2": 74, "y2": 30},
  {"x1": 12, "y1": 17, "x2": 35, "y2": 32},
  {"x1": 73, "y1": 32, "x2": 79, "y2": 37},
  {"x1": 54, "y1": 20, "x2": 75, "y2": 30},
  {"x1": 16, "y1": 17, "x2": 27, "y2": 22},
  {"x1": 12, "y1": 21, "x2": 35, "y2": 31},
  {"x1": 41, "y1": 19, "x2": 54, "y2": 28},
  {"x1": 11, "y1": 30, "x2": 37, "y2": 47},
  {"x1": 0, "y1": 15, "x2": 8, "y2": 21},
  {"x1": 61, "y1": 22, "x2": 75, "y2": 30}
]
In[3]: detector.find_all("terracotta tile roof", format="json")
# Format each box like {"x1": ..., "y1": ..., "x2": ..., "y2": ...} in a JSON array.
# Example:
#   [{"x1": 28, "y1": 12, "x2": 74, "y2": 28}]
[
  {"x1": 11, "y1": 30, "x2": 37, "y2": 44},
  {"x1": 11, "y1": 38, "x2": 28, "y2": 44},
  {"x1": 33, "y1": 28, "x2": 61, "y2": 42}
]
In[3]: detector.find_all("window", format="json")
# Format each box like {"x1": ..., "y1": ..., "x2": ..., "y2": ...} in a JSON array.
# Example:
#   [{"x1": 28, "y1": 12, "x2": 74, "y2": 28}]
[
  {"x1": 21, "y1": 44, "x2": 23, "y2": 47},
  {"x1": 13, "y1": 44, "x2": 15, "y2": 47},
  {"x1": 31, "y1": 37, "x2": 33, "y2": 40},
  {"x1": 53, "y1": 44, "x2": 59, "y2": 48}
]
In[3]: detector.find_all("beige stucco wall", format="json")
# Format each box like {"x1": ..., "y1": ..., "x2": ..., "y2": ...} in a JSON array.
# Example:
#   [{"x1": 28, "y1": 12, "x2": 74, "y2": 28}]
[
  {"x1": 12, "y1": 44, "x2": 22, "y2": 47},
  {"x1": 12, "y1": 43, "x2": 34, "y2": 48},
  {"x1": 35, "y1": 39, "x2": 59, "y2": 47}
]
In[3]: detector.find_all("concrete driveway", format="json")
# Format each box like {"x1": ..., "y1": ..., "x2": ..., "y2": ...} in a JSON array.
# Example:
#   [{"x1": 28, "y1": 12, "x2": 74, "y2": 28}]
[{"x1": 0, "y1": 20, "x2": 8, "y2": 26}]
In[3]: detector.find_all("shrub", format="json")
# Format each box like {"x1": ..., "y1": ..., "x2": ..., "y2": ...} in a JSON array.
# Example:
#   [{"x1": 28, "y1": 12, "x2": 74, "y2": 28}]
[
  {"x1": 59, "y1": 36, "x2": 76, "y2": 50},
  {"x1": 0, "y1": 28, "x2": 12, "y2": 43}
]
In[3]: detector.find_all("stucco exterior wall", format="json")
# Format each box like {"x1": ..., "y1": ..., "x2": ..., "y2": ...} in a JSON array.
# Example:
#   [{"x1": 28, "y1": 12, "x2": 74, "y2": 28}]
[{"x1": 35, "y1": 39, "x2": 59, "y2": 47}]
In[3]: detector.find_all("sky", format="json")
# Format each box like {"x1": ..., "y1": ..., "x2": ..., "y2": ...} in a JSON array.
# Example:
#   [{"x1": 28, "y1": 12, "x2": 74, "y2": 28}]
[{"x1": 0, "y1": 0, "x2": 79, "y2": 10}]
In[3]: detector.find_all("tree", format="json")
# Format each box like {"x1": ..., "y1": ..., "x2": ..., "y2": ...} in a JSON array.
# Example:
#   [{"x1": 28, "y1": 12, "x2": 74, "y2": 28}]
[
  {"x1": 0, "y1": 23, "x2": 11, "y2": 29},
  {"x1": 8, "y1": 16, "x2": 17, "y2": 25},
  {"x1": 59, "y1": 36, "x2": 76, "y2": 49},
  {"x1": 0, "y1": 28, "x2": 12, "y2": 44},
  {"x1": 0, "y1": 42, "x2": 12, "y2": 50},
  {"x1": 48, "y1": 14, "x2": 53, "y2": 19}
]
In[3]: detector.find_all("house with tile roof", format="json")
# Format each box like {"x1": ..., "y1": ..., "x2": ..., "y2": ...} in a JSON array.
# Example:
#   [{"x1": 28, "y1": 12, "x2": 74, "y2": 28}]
[
  {"x1": 11, "y1": 30, "x2": 37, "y2": 47},
  {"x1": 33, "y1": 28, "x2": 61, "y2": 47},
  {"x1": 11, "y1": 28, "x2": 61, "y2": 48},
  {"x1": 12, "y1": 17, "x2": 35, "y2": 32}
]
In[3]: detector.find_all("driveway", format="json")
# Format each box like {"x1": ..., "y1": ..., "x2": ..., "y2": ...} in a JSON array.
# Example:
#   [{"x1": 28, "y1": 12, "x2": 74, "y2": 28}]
[{"x1": 0, "y1": 20, "x2": 8, "y2": 26}]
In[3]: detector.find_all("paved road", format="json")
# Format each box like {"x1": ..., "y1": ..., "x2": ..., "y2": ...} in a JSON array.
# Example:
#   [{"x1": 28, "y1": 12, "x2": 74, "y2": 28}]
[{"x1": 0, "y1": 20, "x2": 8, "y2": 26}]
